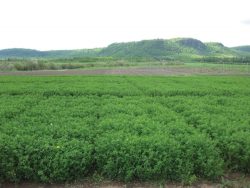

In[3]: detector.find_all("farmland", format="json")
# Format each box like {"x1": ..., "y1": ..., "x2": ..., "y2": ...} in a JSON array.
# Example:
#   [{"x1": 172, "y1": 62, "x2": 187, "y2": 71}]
[{"x1": 0, "y1": 75, "x2": 250, "y2": 185}]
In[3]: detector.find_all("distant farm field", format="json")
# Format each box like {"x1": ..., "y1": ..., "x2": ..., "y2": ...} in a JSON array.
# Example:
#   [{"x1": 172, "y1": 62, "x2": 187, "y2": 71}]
[{"x1": 0, "y1": 76, "x2": 250, "y2": 184}]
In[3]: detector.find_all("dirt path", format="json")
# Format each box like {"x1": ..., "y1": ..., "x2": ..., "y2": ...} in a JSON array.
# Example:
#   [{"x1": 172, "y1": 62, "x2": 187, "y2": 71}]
[
  {"x1": 2, "y1": 180, "x2": 249, "y2": 188},
  {"x1": 0, "y1": 67, "x2": 243, "y2": 76},
  {"x1": 2, "y1": 174, "x2": 250, "y2": 188},
  {"x1": 0, "y1": 182, "x2": 226, "y2": 188}
]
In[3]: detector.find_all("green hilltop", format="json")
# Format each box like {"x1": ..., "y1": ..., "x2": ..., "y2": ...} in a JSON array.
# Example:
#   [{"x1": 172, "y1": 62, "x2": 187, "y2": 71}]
[
  {"x1": 0, "y1": 38, "x2": 249, "y2": 60},
  {"x1": 232, "y1": 45, "x2": 250, "y2": 52},
  {"x1": 100, "y1": 38, "x2": 240, "y2": 60},
  {"x1": 232, "y1": 46, "x2": 250, "y2": 57}
]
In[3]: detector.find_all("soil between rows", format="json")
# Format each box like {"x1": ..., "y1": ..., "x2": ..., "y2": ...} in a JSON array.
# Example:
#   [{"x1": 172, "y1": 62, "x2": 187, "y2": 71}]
[{"x1": 0, "y1": 67, "x2": 241, "y2": 76}]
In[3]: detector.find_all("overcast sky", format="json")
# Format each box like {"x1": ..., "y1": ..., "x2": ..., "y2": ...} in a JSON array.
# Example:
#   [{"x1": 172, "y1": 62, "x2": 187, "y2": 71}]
[{"x1": 0, "y1": 0, "x2": 250, "y2": 50}]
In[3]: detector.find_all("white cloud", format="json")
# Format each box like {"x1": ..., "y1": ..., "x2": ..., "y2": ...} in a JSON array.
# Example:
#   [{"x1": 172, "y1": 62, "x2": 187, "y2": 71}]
[
  {"x1": 242, "y1": 20, "x2": 250, "y2": 25},
  {"x1": 0, "y1": 0, "x2": 250, "y2": 50}
]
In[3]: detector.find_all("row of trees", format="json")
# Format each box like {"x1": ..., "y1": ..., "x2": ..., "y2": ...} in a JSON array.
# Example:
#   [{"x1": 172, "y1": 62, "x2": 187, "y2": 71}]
[{"x1": 196, "y1": 56, "x2": 250, "y2": 64}]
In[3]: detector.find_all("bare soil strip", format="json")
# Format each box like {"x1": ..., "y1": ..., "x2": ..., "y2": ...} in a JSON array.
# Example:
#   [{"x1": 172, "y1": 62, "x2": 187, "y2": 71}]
[
  {"x1": 0, "y1": 67, "x2": 244, "y2": 76},
  {"x1": 2, "y1": 179, "x2": 250, "y2": 188}
]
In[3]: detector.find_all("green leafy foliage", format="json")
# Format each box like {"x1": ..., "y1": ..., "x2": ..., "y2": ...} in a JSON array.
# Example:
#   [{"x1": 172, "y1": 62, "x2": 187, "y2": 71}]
[{"x1": 0, "y1": 76, "x2": 249, "y2": 183}]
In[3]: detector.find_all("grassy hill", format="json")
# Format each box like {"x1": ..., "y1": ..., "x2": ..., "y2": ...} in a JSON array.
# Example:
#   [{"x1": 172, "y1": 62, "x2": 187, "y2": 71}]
[
  {"x1": 0, "y1": 48, "x2": 46, "y2": 58},
  {"x1": 232, "y1": 46, "x2": 250, "y2": 57},
  {"x1": 99, "y1": 38, "x2": 210, "y2": 59},
  {"x1": 99, "y1": 38, "x2": 242, "y2": 61},
  {"x1": 232, "y1": 46, "x2": 250, "y2": 52},
  {"x1": 0, "y1": 48, "x2": 100, "y2": 59},
  {"x1": 0, "y1": 38, "x2": 249, "y2": 60}
]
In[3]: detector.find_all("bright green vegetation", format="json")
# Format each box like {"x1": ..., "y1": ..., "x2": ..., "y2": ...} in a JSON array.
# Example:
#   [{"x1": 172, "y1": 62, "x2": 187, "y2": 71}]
[
  {"x1": 0, "y1": 76, "x2": 250, "y2": 184},
  {"x1": 184, "y1": 62, "x2": 250, "y2": 73}
]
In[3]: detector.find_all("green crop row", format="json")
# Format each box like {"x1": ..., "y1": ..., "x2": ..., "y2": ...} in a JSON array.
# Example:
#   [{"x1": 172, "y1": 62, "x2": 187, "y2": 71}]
[{"x1": 0, "y1": 76, "x2": 249, "y2": 183}]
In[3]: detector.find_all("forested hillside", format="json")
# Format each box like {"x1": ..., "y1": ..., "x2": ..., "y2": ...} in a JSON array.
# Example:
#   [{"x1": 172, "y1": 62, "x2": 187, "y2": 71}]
[{"x1": 0, "y1": 38, "x2": 249, "y2": 60}]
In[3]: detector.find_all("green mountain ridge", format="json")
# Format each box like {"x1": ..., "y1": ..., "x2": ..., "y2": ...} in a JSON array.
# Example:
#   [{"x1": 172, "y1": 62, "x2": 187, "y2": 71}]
[
  {"x1": 0, "y1": 38, "x2": 249, "y2": 59},
  {"x1": 0, "y1": 48, "x2": 101, "y2": 59},
  {"x1": 232, "y1": 46, "x2": 250, "y2": 52}
]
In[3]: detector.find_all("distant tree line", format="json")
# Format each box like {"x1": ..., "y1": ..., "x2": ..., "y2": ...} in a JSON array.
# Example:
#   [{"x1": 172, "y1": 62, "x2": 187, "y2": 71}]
[{"x1": 196, "y1": 56, "x2": 250, "y2": 64}]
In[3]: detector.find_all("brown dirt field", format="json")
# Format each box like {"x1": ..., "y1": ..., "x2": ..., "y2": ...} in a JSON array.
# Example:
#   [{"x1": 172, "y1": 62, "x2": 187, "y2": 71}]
[
  {"x1": 0, "y1": 182, "x2": 219, "y2": 188},
  {"x1": 0, "y1": 67, "x2": 244, "y2": 76},
  {"x1": 2, "y1": 174, "x2": 250, "y2": 188},
  {"x1": 1, "y1": 181, "x2": 249, "y2": 188}
]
